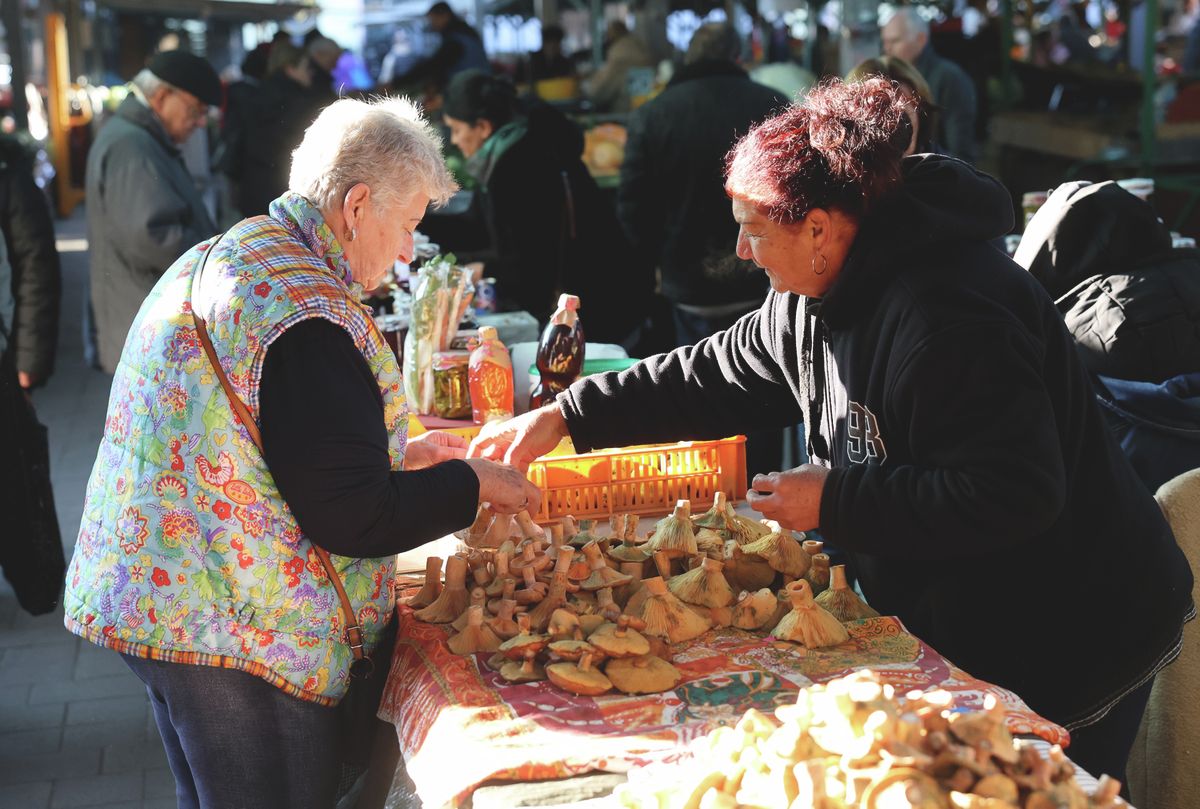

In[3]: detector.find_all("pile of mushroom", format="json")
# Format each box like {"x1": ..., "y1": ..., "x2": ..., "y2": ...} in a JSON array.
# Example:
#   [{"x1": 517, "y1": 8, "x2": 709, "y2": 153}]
[
  {"x1": 409, "y1": 496, "x2": 888, "y2": 696},
  {"x1": 615, "y1": 670, "x2": 1128, "y2": 809}
]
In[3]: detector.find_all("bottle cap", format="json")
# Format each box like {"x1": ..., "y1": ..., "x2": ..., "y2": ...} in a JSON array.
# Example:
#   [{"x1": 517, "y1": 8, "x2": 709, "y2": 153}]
[
  {"x1": 558, "y1": 293, "x2": 581, "y2": 311},
  {"x1": 478, "y1": 325, "x2": 498, "y2": 341}
]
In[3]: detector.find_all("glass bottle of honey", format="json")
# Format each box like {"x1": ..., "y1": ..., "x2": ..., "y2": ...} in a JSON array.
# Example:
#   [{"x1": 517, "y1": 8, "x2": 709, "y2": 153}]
[{"x1": 468, "y1": 326, "x2": 514, "y2": 424}]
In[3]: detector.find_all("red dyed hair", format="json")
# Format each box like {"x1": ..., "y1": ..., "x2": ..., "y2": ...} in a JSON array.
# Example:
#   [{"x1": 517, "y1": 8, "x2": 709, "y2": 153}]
[{"x1": 725, "y1": 77, "x2": 910, "y2": 223}]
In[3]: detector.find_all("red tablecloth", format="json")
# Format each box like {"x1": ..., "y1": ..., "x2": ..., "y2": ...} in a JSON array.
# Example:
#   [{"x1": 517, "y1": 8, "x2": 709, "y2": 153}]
[{"x1": 378, "y1": 604, "x2": 1068, "y2": 808}]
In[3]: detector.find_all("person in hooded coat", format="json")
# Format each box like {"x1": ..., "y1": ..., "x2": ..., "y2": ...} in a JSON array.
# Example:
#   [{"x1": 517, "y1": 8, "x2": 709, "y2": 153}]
[
  {"x1": 1015, "y1": 180, "x2": 1200, "y2": 494},
  {"x1": 441, "y1": 70, "x2": 648, "y2": 345},
  {"x1": 472, "y1": 79, "x2": 1194, "y2": 789}
]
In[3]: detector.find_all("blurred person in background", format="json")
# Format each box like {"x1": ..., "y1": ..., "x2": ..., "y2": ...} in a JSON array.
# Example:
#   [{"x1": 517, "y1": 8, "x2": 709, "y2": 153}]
[
  {"x1": 585, "y1": 20, "x2": 654, "y2": 112},
  {"x1": 86, "y1": 51, "x2": 220, "y2": 375},
  {"x1": 215, "y1": 44, "x2": 270, "y2": 222},
  {"x1": 399, "y1": 1, "x2": 490, "y2": 94},
  {"x1": 239, "y1": 42, "x2": 320, "y2": 217},
  {"x1": 442, "y1": 70, "x2": 648, "y2": 345},
  {"x1": 881, "y1": 7, "x2": 977, "y2": 163},
  {"x1": 847, "y1": 55, "x2": 940, "y2": 156},
  {"x1": 520, "y1": 24, "x2": 576, "y2": 86},
  {"x1": 307, "y1": 36, "x2": 345, "y2": 105},
  {"x1": 0, "y1": 132, "x2": 61, "y2": 393}
]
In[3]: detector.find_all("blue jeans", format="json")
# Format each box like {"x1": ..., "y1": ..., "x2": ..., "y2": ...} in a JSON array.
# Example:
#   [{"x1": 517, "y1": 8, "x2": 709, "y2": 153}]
[{"x1": 123, "y1": 655, "x2": 340, "y2": 809}]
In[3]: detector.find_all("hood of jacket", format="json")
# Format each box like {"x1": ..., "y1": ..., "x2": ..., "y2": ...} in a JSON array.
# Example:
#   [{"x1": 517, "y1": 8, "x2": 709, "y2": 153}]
[
  {"x1": 815, "y1": 153, "x2": 1015, "y2": 328},
  {"x1": 667, "y1": 59, "x2": 747, "y2": 89},
  {"x1": 1014, "y1": 180, "x2": 1173, "y2": 300}
]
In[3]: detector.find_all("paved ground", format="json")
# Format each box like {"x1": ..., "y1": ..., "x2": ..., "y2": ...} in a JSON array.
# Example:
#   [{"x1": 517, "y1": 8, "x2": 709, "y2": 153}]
[{"x1": 0, "y1": 207, "x2": 177, "y2": 809}]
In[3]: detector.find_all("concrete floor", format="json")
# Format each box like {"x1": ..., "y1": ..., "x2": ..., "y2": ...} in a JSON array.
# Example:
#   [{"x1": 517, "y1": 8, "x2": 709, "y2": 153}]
[{"x1": 0, "y1": 207, "x2": 176, "y2": 809}]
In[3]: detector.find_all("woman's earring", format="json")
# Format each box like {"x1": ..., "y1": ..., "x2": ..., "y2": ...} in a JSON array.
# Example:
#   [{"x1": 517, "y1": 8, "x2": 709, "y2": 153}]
[
  {"x1": 812, "y1": 252, "x2": 828, "y2": 275},
  {"x1": 348, "y1": 227, "x2": 357, "y2": 243}
]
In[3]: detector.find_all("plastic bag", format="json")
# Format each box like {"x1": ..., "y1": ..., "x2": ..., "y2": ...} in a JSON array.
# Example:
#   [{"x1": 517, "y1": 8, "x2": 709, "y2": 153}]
[{"x1": 402, "y1": 255, "x2": 474, "y2": 414}]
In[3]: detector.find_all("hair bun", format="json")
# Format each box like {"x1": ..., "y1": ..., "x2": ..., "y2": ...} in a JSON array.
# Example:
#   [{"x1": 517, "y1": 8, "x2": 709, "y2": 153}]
[{"x1": 809, "y1": 117, "x2": 847, "y2": 151}]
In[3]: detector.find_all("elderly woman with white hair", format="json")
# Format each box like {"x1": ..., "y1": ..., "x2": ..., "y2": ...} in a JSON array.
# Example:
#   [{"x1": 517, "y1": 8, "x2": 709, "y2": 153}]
[{"x1": 64, "y1": 96, "x2": 539, "y2": 808}]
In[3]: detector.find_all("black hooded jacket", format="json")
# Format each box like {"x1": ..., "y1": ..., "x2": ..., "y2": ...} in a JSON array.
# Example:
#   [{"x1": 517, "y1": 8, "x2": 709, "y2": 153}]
[{"x1": 559, "y1": 155, "x2": 1194, "y2": 729}]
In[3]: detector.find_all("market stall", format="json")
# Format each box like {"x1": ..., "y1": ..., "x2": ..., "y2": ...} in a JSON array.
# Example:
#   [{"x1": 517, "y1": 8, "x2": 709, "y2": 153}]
[{"x1": 375, "y1": 487, "x2": 1125, "y2": 809}]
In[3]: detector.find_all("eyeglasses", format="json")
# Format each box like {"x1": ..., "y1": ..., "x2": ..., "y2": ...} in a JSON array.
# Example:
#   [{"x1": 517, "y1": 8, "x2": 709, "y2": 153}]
[{"x1": 170, "y1": 89, "x2": 209, "y2": 124}]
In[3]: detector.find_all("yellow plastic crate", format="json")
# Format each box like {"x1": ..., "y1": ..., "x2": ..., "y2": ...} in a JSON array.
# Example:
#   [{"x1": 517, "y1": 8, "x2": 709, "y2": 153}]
[{"x1": 526, "y1": 436, "x2": 747, "y2": 522}]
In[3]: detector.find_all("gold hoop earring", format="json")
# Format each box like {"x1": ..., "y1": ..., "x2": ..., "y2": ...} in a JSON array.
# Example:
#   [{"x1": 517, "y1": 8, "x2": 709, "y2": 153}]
[
  {"x1": 812, "y1": 253, "x2": 828, "y2": 275},
  {"x1": 347, "y1": 227, "x2": 357, "y2": 243}
]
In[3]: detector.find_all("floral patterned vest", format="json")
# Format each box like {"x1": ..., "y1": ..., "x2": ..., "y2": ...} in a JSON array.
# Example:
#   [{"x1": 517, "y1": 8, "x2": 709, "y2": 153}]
[{"x1": 64, "y1": 194, "x2": 408, "y2": 705}]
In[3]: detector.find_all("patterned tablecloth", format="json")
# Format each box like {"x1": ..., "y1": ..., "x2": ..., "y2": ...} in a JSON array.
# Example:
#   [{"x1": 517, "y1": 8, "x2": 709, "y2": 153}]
[{"x1": 378, "y1": 602, "x2": 1069, "y2": 809}]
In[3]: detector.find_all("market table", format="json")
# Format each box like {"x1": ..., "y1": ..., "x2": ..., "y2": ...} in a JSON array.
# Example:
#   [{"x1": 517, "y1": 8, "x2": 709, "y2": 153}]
[{"x1": 377, "y1": 568, "x2": 1078, "y2": 809}]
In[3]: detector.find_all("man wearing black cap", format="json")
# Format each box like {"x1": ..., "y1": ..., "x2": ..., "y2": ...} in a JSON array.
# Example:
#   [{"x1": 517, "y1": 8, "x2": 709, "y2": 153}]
[{"x1": 85, "y1": 50, "x2": 221, "y2": 374}]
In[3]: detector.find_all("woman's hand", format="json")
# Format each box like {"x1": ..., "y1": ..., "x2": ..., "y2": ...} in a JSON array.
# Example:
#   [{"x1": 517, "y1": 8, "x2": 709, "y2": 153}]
[
  {"x1": 464, "y1": 458, "x2": 542, "y2": 514},
  {"x1": 745, "y1": 465, "x2": 830, "y2": 532},
  {"x1": 467, "y1": 404, "x2": 569, "y2": 472},
  {"x1": 404, "y1": 430, "x2": 469, "y2": 470}
]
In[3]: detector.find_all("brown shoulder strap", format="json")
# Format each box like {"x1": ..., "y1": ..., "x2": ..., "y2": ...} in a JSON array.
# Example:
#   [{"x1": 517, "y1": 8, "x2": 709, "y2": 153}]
[{"x1": 189, "y1": 236, "x2": 370, "y2": 674}]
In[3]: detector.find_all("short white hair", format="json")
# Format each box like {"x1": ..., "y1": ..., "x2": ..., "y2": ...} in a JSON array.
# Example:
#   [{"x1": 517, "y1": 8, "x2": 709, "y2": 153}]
[
  {"x1": 289, "y1": 96, "x2": 457, "y2": 213},
  {"x1": 131, "y1": 68, "x2": 169, "y2": 98},
  {"x1": 885, "y1": 7, "x2": 929, "y2": 39}
]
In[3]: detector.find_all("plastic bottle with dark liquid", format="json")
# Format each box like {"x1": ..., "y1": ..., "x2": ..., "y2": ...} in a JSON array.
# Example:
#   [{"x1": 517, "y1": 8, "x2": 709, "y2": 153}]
[{"x1": 529, "y1": 294, "x2": 585, "y2": 410}]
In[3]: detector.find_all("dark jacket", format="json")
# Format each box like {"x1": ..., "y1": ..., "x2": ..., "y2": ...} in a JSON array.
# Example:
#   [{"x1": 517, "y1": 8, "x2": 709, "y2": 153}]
[
  {"x1": 0, "y1": 137, "x2": 60, "y2": 384},
  {"x1": 404, "y1": 18, "x2": 489, "y2": 88},
  {"x1": 239, "y1": 73, "x2": 319, "y2": 217},
  {"x1": 86, "y1": 95, "x2": 215, "y2": 374},
  {"x1": 914, "y1": 44, "x2": 978, "y2": 164},
  {"x1": 214, "y1": 77, "x2": 261, "y2": 182},
  {"x1": 559, "y1": 155, "x2": 1194, "y2": 729},
  {"x1": 1016, "y1": 180, "x2": 1200, "y2": 492},
  {"x1": 618, "y1": 60, "x2": 784, "y2": 309},
  {"x1": 466, "y1": 104, "x2": 649, "y2": 343}
]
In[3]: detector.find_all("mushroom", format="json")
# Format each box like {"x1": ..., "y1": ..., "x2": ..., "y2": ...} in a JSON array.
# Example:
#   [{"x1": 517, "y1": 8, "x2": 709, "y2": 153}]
[
  {"x1": 668, "y1": 556, "x2": 735, "y2": 608},
  {"x1": 578, "y1": 613, "x2": 607, "y2": 636},
  {"x1": 606, "y1": 654, "x2": 683, "y2": 695},
  {"x1": 484, "y1": 651, "x2": 508, "y2": 672},
  {"x1": 732, "y1": 588, "x2": 779, "y2": 630},
  {"x1": 414, "y1": 555, "x2": 471, "y2": 623},
  {"x1": 569, "y1": 518, "x2": 602, "y2": 548},
  {"x1": 595, "y1": 586, "x2": 622, "y2": 621},
  {"x1": 546, "y1": 652, "x2": 612, "y2": 696},
  {"x1": 589, "y1": 614, "x2": 651, "y2": 658},
  {"x1": 451, "y1": 587, "x2": 489, "y2": 631},
  {"x1": 692, "y1": 491, "x2": 732, "y2": 536},
  {"x1": 686, "y1": 603, "x2": 732, "y2": 628},
  {"x1": 694, "y1": 528, "x2": 726, "y2": 558},
  {"x1": 526, "y1": 549, "x2": 579, "y2": 631},
  {"x1": 498, "y1": 613, "x2": 550, "y2": 660},
  {"x1": 645, "y1": 500, "x2": 698, "y2": 560},
  {"x1": 456, "y1": 505, "x2": 493, "y2": 546},
  {"x1": 484, "y1": 550, "x2": 515, "y2": 597},
  {"x1": 487, "y1": 599, "x2": 522, "y2": 640},
  {"x1": 487, "y1": 578, "x2": 520, "y2": 613},
  {"x1": 547, "y1": 608, "x2": 583, "y2": 641},
  {"x1": 447, "y1": 605, "x2": 501, "y2": 655},
  {"x1": 814, "y1": 565, "x2": 880, "y2": 623},
  {"x1": 739, "y1": 527, "x2": 810, "y2": 580},
  {"x1": 607, "y1": 536, "x2": 651, "y2": 565},
  {"x1": 625, "y1": 551, "x2": 673, "y2": 616},
  {"x1": 514, "y1": 510, "x2": 546, "y2": 542},
  {"x1": 480, "y1": 513, "x2": 514, "y2": 549},
  {"x1": 801, "y1": 539, "x2": 824, "y2": 557},
  {"x1": 637, "y1": 576, "x2": 712, "y2": 644},
  {"x1": 547, "y1": 639, "x2": 600, "y2": 662},
  {"x1": 613, "y1": 562, "x2": 646, "y2": 606},
  {"x1": 805, "y1": 552, "x2": 832, "y2": 596},
  {"x1": 724, "y1": 542, "x2": 778, "y2": 593},
  {"x1": 772, "y1": 579, "x2": 849, "y2": 648},
  {"x1": 500, "y1": 648, "x2": 546, "y2": 683},
  {"x1": 403, "y1": 556, "x2": 443, "y2": 610},
  {"x1": 510, "y1": 542, "x2": 552, "y2": 579},
  {"x1": 515, "y1": 564, "x2": 549, "y2": 604},
  {"x1": 947, "y1": 696, "x2": 1018, "y2": 765},
  {"x1": 580, "y1": 540, "x2": 635, "y2": 591}
]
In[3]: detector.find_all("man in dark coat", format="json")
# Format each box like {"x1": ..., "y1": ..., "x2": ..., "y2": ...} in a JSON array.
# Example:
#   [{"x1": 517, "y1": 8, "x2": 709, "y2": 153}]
[
  {"x1": 400, "y1": 1, "x2": 490, "y2": 92},
  {"x1": 618, "y1": 23, "x2": 785, "y2": 346},
  {"x1": 85, "y1": 51, "x2": 220, "y2": 374},
  {"x1": 0, "y1": 135, "x2": 61, "y2": 391},
  {"x1": 882, "y1": 7, "x2": 978, "y2": 164}
]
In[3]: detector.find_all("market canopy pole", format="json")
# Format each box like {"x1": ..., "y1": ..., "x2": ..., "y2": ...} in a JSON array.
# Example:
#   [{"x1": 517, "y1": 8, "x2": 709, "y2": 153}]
[
  {"x1": 1139, "y1": 0, "x2": 1158, "y2": 172},
  {"x1": 46, "y1": 11, "x2": 83, "y2": 217}
]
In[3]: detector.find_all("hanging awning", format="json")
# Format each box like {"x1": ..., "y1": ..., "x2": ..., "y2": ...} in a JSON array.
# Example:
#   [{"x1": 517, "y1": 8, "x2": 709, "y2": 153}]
[{"x1": 94, "y1": 0, "x2": 318, "y2": 22}]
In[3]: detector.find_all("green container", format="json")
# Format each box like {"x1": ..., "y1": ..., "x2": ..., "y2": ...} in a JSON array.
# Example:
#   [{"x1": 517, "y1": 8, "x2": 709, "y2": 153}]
[{"x1": 529, "y1": 357, "x2": 639, "y2": 376}]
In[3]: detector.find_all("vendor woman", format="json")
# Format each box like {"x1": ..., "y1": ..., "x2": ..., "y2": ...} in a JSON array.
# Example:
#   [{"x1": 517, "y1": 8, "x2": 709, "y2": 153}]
[
  {"x1": 64, "y1": 96, "x2": 539, "y2": 809},
  {"x1": 472, "y1": 78, "x2": 1194, "y2": 785}
]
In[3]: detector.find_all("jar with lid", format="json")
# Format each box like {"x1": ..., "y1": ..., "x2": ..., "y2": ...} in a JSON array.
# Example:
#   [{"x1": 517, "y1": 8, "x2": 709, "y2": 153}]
[{"x1": 432, "y1": 350, "x2": 472, "y2": 419}]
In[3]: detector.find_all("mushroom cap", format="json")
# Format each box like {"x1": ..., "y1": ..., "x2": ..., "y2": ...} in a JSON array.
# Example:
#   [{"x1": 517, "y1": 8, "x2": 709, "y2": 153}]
[
  {"x1": 546, "y1": 660, "x2": 613, "y2": 696},
  {"x1": 499, "y1": 659, "x2": 546, "y2": 683},
  {"x1": 578, "y1": 613, "x2": 607, "y2": 635},
  {"x1": 740, "y1": 530, "x2": 810, "y2": 578},
  {"x1": 498, "y1": 631, "x2": 550, "y2": 659},
  {"x1": 607, "y1": 539, "x2": 652, "y2": 563},
  {"x1": 548, "y1": 640, "x2": 600, "y2": 661},
  {"x1": 589, "y1": 621, "x2": 651, "y2": 657},
  {"x1": 547, "y1": 608, "x2": 582, "y2": 639},
  {"x1": 605, "y1": 655, "x2": 683, "y2": 694},
  {"x1": 580, "y1": 564, "x2": 635, "y2": 592}
]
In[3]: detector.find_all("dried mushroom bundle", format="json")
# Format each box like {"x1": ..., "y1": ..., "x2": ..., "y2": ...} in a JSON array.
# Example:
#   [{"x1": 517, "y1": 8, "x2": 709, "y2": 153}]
[
  {"x1": 624, "y1": 551, "x2": 673, "y2": 616},
  {"x1": 403, "y1": 556, "x2": 443, "y2": 610},
  {"x1": 645, "y1": 501, "x2": 699, "y2": 560},
  {"x1": 615, "y1": 671, "x2": 1128, "y2": 809},
  {"x1": 693, "y1": 528, "x2": 726, "y2": 558},
  {"x1": 668, "y1": 556, "x2": 735, "y2": 608},
  {"x1": 447, "y1": 605, "x2": 501, "y2": 655},
  {"x1": 732, "y1": 588, "x2": 779, "y2": 630},
  {"x1": 773, "y1": 579, "x2": 850, "y2": 648},
  {"x1": 815, "y1": 565, "x2": 880, "y2": 623},
  {"x1": 739, "y1": 526, "x2": 810, "y2": 580},
  {"x1": 692, "y1": 491, "x2": 732, "y2": 534},
  {"x1": 413, "y1": 555, "x2": 471, "y2": 623},
  {"x1": 451, "y1": 587, "x2": 489, "y2": 631},
  {"x1": 724, "y1": 542, "x2": 778, "y2": 593},
  {"x1": 806, "y1": 551, "x2": 832, "y2": 596},
  {"x1": 637, "y1": 576, "x2": 712, "y2": 644}
]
